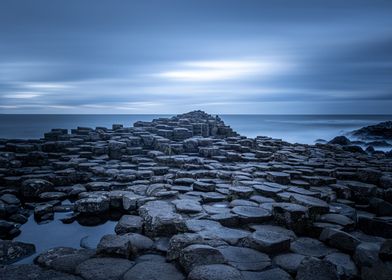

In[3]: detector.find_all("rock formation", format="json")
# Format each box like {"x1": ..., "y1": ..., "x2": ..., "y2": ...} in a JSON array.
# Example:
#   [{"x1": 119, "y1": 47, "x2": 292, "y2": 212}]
[{"x1": 1, "y1": 110, "x2": 392, "y2": 279}]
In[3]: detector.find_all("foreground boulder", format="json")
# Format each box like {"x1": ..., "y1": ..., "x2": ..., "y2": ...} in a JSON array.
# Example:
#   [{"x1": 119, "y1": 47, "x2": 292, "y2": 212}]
[{"x1": 139, "y1": 200, "x2": 185, "y2": 237}]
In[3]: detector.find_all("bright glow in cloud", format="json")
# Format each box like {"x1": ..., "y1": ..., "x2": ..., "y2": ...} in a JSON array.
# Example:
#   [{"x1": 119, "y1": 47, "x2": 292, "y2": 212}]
[
  {"x1": 25, "y1": 83, "x2": 71, "y2": 90},
  {"x1": 3, "y1": 92, "x2": 41, "y2": 99},
  {"x1": 158, "y1": 59, "x2": 290, "y2": 81}
]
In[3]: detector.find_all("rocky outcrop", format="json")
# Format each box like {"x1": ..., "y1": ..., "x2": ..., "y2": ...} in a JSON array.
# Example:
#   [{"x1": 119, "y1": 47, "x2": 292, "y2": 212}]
[{"x1": 0, "y1": 110, "x2": 392, "y2": 279}]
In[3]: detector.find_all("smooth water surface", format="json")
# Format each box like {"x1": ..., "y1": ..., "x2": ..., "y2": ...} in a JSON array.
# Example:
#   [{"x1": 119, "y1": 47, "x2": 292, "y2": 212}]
[{"x1": 14, "y1": 212, "x2": 116, "y2": 264}]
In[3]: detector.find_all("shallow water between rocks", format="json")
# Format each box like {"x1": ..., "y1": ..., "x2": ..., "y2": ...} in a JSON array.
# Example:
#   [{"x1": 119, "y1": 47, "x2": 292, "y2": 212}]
[{"x1": 14, "y1": 211, "x2": 116, "y2": 264}]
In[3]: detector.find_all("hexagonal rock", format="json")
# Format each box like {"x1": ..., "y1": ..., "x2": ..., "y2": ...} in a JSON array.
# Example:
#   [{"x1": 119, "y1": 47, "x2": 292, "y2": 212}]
[
  {"x1": 218, "y1": 245, "x2": 271, "y2": 271},
  {"x1": 172, "y1": 199, "x2": 203, "y2": 213},
  {"x1": 185, "y1": 219, "x2": 250, "y2": 245},
  {"x1": 229, "y1": 186, "x2": 254, "y2": 199},
  {"x1": 122, "y1": 193, "x2": 144, "y2": 211},
  {"x1": 188, "y1": 264, "x2": 243, "y2": 280},
  {"x1": 324, "y1": 252, "x2": 358, "y2": 279},
  {"x1": 289, "y1": 193, "x2": 329, "y2": 216},
  {"x1": 21, "y1": 179, "x2": 54, "y2": 199},
  {"x1": 296, "y1": 257, "x2": 339, "y2": 280},
  {"x1": 74, "y1": 196, "x2": 110, "y2": 214},
  {"x1": 0, "y1": 240, "x2": 35, "y2": 265},
  {"x1": 266, "y1": 171, "x2": 291, "y2": 185},
  {"x1": 291, "y1": 237, "x2": 336, "y2": 258},
  {"x1": 240, "y1": 229, "x2": 291, "y2": 254},
  {"x1": 318, "y1": 213, "x2": 355, "y2": 231},
  {"x1": 167, "y1": 233, "x2": 204, "y2": 261},
  {"x1": 115, "y1": 215, "x2": 143, "y2": 234},
  {"x1": 97, "y1": 233, "x2": 153, "y2": 258},
  {"x1": 231, "y1": 206, "x2": 271, "y2": 224},
  {"x1": 273, "y1": 253, "x2": 306, "y2": 275},
  {"x1": 85, "y1": 182, "x2": 111, "y2": 191},
  {"x1": 138, "y1": 200, "x2": 185, "y2": 237},
  {"x1": 123, "y1": 261, "x2": 184, "y2": 280},
  {"x1": 76, "y1": 257, "x2": 134, "y2": 280},
  {"x1": 272, "y1": 203, "x2": 309, "y2": 234},
  {"x1": 192, "y1": 181, "x2": 216, "y2": 192},
  {"x1": 179, "y1": 244, "x2": 226, "y2": 273},
  {"x1": 35, "y1": 247, "x2": 95, "y2": 274},
  {"x1": 242, "y1": 268, "x2": 292, "y2": 280},
  {"x1": 319, "y1": 228, "x2": 360, "y2": 254},
  {"x1": 0, "y1": 264, "x2": 82, "y2": 280}
]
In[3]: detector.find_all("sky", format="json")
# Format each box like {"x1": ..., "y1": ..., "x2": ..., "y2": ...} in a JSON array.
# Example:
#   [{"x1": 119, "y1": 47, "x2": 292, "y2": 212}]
[{"x1": 0, "y1": 0, "x2": 391, "y2": 114}]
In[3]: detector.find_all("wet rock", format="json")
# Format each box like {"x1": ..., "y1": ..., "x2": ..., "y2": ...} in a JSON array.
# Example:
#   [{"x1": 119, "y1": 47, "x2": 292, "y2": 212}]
[
  {"x1": 273, "y1": 253, "x2": 306, "y2": 275},
  {"x1": 76, "y1": 257, "x2": 134, "y2": 280},
  {"x1": 0, "y1": 264, "x2": 82, "y2": 280},
  {"x1": 123, "y1": 260, "x2": 184, "y2": 280},
  {"x1": 179, "y1": 244, "x2": 226, "y2": 273},
  {"x1": 74, "y1": 196, "x2": 110, "y2": 214},
  {"x1": 229, "y1": 186, "x2": 253, "y2": 199},
  {"x1": 218, "y1": 245, "x2": 271, "y2": 271},
  {"x1": 115, "y1": 215, "x2": 143, "y2": 234},
  {"x1": 139, "y1": 200, "x2": 185, "y2": 237},
  {"x1": 240, "y1": 229, "x2": 291, "y2": 254},
  {"x1": 267, "y1": 171, "x2": 291, "y2": 185},
  {"x1": 272, "y1": 203, "x2": 309, "y2": 234},
  {"x1": 232, "y1": 206, "x2": 271, "y2": 224},
  {"x1": 354, "y1": 242, "x2": 381, "y2": 267},
  {"x1": 319, "y1": 228, "x2": 360, "y2": 254},
  {"x1": 193, "y1": 180, "x2": 216, "y2": 192},
  {"x1": 188, "y1": 264, "x2": 243, "y2": 280},
  {"x1": 0, "y1": 240, "x2": 35, "y2": 264},
  {"x1": 97, "y1": 233, "x2": 153, "y2": 258},
  {"x1": 35, "y1": 247, "x2": 95, "y2": 274},
  {"x1": 242, "y1": 267, "x2": 293, "y2": 280},
  {"x1": 21, "y1": 179, "x2": 54, "y2": 199},
  {"x1": 172, "y1": 199, "x2": 203, "y2": 213},
  {"x1": 296, "y1": 257, "x2": 339, "y2": 280},
  {"x1": 186, "y1": 219, "x2": 250, "y2": 245},
  {"x1": 291, "y1": 237, "x2": 335, "y2": 258},
  {"x1": 324, "y1": 252, "x2": 358, "y2": 279},
  {"x1": 289, "y1": 193, "x2": 329, "y2": 216}
]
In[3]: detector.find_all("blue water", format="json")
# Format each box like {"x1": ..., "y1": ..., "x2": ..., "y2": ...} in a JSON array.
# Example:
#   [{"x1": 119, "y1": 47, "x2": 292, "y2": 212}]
[{"x1": 0, "y1": 114, "x2": 391, "y2": 145}]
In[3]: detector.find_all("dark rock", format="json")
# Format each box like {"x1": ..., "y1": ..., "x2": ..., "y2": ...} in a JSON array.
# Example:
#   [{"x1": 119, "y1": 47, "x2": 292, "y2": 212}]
[
  {"x1": 328, "y1": 136, "x2": 351, "y2": 145},
  {"x1": 240, "y1": 229, "x2": 291, "y2": 254},
  {"x1": 379, "y1": 239, "x2": 392, "y2": 261},
  {"x1": 188, "y1": 264, "x2": 243, "y2": 280},
  {"x1": 21, "y1": 179, "x2": 54, "y2": 199},
  {"x1": 0, "y1": 240, "x2": 35, "y2": 264},
  {"x1": 123, "y1": 261, "x2": 184, "y2": 280},
  {"x1": 296, "y1": 257, "x2": 339, "y2": 280},
  {"x1": 139, "y1": 200, "x2": 185, "y2": 237},
  {"x1": 35, "y1": 247, "x2": 95, "y2": 274},
  {"x1": 97, "y1": 233, "x2": 153, "y2": 258},
  {"x1": 219, "y1": 245, "x2": 271, "y2": 271},
  {"x1": 76, "y1": 257, "x2": 134, "y2": 280},
  {"x1": 273, "y1": 253, "x2": 306, "y2": 275},
  {"x1": 242, "y1": 267, "x2": 293, "y2": 280},
  {"x1": 115, "y1": 215, "x2": 143, "y2": 234},
  {"x1": 179, "y1": 244, "x2": 226, "y2": 273}
]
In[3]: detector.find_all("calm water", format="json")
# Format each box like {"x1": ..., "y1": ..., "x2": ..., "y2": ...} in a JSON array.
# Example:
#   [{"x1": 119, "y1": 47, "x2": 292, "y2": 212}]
[
  {"x1": 15, "y1": 211, "x2": 116, "y2": 264},
  {"x1": 1, "y1": 114, "x2": 391, "y2": 144}
]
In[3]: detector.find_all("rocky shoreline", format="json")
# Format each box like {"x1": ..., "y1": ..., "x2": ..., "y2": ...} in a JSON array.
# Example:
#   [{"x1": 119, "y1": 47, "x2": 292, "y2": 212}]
[{"x1": 1, "y1": 110, "x2": 392, "y2": 280}]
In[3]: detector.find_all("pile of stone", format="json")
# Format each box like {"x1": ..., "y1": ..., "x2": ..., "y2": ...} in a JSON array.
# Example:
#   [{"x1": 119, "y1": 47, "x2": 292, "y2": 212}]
[{"x1": 1, "y1": 110, "x2": 392, "y2": 279}]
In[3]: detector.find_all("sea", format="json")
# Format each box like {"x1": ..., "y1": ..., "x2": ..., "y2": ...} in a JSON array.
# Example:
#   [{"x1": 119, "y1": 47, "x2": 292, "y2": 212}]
[{"x1": 0, "y1": 114, "x2": 391, "y2": 145}]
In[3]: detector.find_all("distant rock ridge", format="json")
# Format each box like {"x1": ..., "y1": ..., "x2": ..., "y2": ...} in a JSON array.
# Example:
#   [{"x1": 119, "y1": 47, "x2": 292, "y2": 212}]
[
  {"x1": 133, "y1": 110, "x2": 239, "y2": 140},
  {"x1": 352, "y1": 121, "x2": 392, "y2": 139}
]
